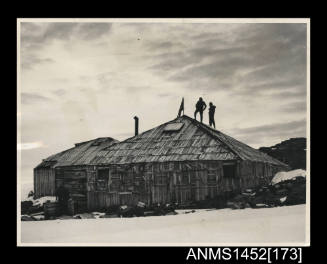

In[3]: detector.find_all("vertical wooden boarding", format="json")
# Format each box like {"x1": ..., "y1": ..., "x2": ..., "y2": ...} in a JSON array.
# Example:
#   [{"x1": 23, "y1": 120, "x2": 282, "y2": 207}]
[
  {"x1": 34, "y1": 168, "x2": 56, "y2": 198},
  {"x1": 195, "y1": 161, "x2": 200, "y2": 201}
]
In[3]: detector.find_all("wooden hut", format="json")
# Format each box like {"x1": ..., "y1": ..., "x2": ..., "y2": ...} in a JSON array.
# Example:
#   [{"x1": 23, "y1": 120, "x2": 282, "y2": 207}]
[
  {"x1": 34, "y1": 137, "x2": 118, "y2": 212},
  {"x1": 34, "y1": 115, "x2": 289, "y2": 212},
  {"x1": 86, "y1": 115, "x2": 289, "y2": 210}
]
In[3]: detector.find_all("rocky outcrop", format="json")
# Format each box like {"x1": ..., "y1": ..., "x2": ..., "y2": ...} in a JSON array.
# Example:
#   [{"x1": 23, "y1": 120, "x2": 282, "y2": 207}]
[{"x1": 259, "y1": 138, "x2": 306, "y2": 169}]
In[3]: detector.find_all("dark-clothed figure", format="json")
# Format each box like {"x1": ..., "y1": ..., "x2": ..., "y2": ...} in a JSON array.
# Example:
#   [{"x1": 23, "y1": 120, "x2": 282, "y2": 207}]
[
  {"x1": 55, "y1": 183, "x2": 70, "y2": 215},
  {"x1": 194, "y1": 97, "x2": 207, "y2": 123},
  {"x1": 208, "y1": 102, "x2": 216, "y2": 128}
]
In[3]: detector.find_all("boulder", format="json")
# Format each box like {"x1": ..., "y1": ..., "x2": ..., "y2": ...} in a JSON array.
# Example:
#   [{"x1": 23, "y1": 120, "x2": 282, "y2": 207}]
[{"x1": 21, "y1": 201, "x2": 33, "y2": 214}]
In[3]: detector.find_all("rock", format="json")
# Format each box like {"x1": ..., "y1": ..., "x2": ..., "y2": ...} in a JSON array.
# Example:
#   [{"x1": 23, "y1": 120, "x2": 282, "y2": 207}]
[
  {"x1": 79, "y1": 213, "x2": 95, "y2": 219},
  {"x1": 58, "y1": 215, "x2": 75, "y2": 220},
  {"x1": 144, "y1": 211, "x2": 156, "y2": 216},
  {"x1": 242, "y1": 192, "x2": 256, "y2": 197},
  {"x1": 92, "y1": 212, "x2": 106, "y2": 218},
  {"x1": 134, "y1": 206, "x2": 145, "y2": 217},
  {"x1": 284, "y1": 183, "x2": 306, "y2": 205},
  {"x1": 100, "y1": 214, "x2": 119, "y2": 218},
  {"x1": 21, "y1": 201, "x2": 33, "y2": 214},
  {"x1": 166, "y1": 211, "x2": 178, "y2": 215},
  {"x1": 73, "y1": 215, "x2": 82, "y2": 219},
  {"x1": 33, "y1": 215, "x2": 45, "y2": 221},
  {"x1": 119, "y1": 206, "x2": 135, "y2": 217},
  {"x1": 227, "y1": 201, "x2": 241, "y2": 210},
  {"x1": 255, "y1": 203, "x2": 269, "y2": 208}
]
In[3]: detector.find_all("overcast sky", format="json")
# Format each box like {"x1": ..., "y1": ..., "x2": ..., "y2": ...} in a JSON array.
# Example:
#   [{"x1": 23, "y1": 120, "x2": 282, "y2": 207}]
[{"x1": 18, "y1": 20, "x2": 308, "y2": 185}]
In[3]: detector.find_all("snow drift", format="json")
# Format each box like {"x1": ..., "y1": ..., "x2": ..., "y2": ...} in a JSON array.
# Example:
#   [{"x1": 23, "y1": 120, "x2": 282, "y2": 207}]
[{"x1": 271, "y1": 169, "x2": 306, "y2": 185}]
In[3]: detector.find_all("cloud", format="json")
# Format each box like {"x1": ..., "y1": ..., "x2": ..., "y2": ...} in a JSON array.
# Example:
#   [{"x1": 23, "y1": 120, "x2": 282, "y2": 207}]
[
  {"x1": 21, "y1": 93, "x2": 52, "y2": 104},
  {"x1": 21, "y1": 56, "x2": 54, "y2": 70},
  {"x1": 230, "y1": 119, "x2": 306, "y2": 147},
  {"x1": 20, "y1": 22, "x2": 113, "y2": 70},
  {"x1": 76, "y1": 23, "x2": 113, "y2": 40},
  {"x1": 281, "y1": 101, "x2": 307, "y2": 113},
  {"x1": 52, "y1": 89, "x2": 67, "y2": 96},
  {"x1": 145, "y1": 40, "x2": 185, "y2": 51},
  {"x1": 21, "y1": 22, "x2": 112, "y2": 45},
  {"x1": 269, "y1": 90, "x2": 307, "y2": 100},
  {"x1": 17, "y1": 141, "x2": 45, "y2": 150},
  {"x1": 147, "y1": 23, "x2": 306, "y2": 98}
]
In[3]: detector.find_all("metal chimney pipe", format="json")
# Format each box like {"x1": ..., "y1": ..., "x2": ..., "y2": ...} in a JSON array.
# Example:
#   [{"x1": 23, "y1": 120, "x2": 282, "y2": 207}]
[{"x1": 134, "y1": 116, "x2": 139, "y2": 136}]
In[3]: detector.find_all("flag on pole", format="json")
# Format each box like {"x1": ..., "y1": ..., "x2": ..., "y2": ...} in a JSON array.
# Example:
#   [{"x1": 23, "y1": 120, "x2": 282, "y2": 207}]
[{"x1": 177, "y1": 97, "x2": 184, "y2": 117}]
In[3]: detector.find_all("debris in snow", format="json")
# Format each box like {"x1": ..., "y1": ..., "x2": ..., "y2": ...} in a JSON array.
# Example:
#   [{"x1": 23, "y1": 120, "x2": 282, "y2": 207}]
[
  {"x1": 34, "y1": 196, "x2": 57, "y2": 206},
  {"x1": 92, "y1": 212, "x2": 106, "y2": 219},
  {"x1": 21, "y1": 215, "x2": 36, "y2": 221},
  {"x1": 58, "y1": 215, "x2": 75, "y2": 220},
  {"x1": 44, "y1": 201, "x2": 60, "y2": 219},
  {"x1": 120, "y1": 205, "x2": 128, "y2": 210},
  {"x1": 137, "y1": 201, "x2": 145, "y2": 208},
  {"x1": 165, "y1": 211, "x2": 178, "y2": 215},
  {"x1": 119, "y1": 205, "x2": 136, "y2": 217},
  {"x1": 280, "y1": 196, "x2": 287, "y2": 203},
  {"x1": 32, "y1": 215, "x2": 45, "y2": 221},
  {"x1": 21, "y1": 201, "x2": 34, "y2": 215},
  {"x1": 100, "y1": 214, "x2": 119, "y2": 218},
  {"x1": 271, "y1": 169, "x2": 306, "y2": 185},
  {"x1": 225, "y1": 170, "x2": 306, "y2": 209},
  {"x1": 242, "y1": 192, "x2": 256, "y2": 197},
  {"x1": 73, "y1": 213, "x2": 95, "y2": 219},
  {"x1": 255, "y1": 204, "x2": 269, "y2": 208}
]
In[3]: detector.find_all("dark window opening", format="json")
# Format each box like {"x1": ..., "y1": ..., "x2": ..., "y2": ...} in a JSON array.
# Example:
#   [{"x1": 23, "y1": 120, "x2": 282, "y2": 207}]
[
  {"x1": 223, "y1": 164, "x2": 236, "y2": 178},
  {"x1": 97, "y1": 169, "x2": 109, "y2": 190},
  {"x1": 98, "y1": 169, "x2": 109, "y2": 181}
]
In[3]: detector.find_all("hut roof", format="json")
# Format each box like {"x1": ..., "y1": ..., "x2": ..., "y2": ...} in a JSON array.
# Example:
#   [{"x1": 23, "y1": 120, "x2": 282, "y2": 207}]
[
  {"x1": 91, "y1": 115, "x2": 288, "y2": 167},
  {"x1": 35, "y1": 137, "x2": 119, "y2": 169}
]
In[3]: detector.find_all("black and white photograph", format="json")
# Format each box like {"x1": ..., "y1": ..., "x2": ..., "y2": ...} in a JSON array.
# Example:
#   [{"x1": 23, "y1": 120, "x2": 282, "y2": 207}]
[{"x1": 17, "y1": 18, "x2": 310, "y2": 246}]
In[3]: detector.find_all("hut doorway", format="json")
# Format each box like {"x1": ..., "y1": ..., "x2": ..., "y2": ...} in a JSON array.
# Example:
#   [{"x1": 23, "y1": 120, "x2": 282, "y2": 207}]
[
  {"x1": 55, "y1": 169, "x2": 87, "y2": 213},
  {"x1": 222, "y1": 162, "x2": 239, "y2": 192}
]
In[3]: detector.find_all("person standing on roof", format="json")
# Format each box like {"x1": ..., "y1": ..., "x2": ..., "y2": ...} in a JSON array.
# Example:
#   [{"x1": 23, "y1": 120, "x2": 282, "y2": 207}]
[
  {"x1": 208, "y1": 102, "x2": 216, "y2": 129},
  {"x1": 194, "y1": 97, "x2": 207, "y2": 123}
]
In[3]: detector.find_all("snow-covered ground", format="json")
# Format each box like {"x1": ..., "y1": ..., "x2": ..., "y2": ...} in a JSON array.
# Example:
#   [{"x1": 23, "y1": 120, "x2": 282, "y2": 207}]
[{"x1": 20, "y1": 204, "x2": 307, "y2": 246}]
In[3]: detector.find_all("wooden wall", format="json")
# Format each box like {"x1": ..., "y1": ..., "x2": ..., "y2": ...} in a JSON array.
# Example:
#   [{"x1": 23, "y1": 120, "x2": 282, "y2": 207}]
[
  {"x1": 34, "y1": 168, "x2": 56, "y2": 198},
  {"x1": 34, "y1": 160, "x2": 287, "y2": 211},
  {"x1": 86, "y1": 160, "x2": 239, "y2": 209},
  {"x1": 86, "y1": 160, "x2": 288, "y2": 210}
]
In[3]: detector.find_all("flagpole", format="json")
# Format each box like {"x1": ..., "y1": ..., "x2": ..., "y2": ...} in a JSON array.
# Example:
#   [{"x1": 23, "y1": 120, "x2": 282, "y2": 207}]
[{"x1": 177, "y1": 97, "x2": 184, "y2": 118}]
